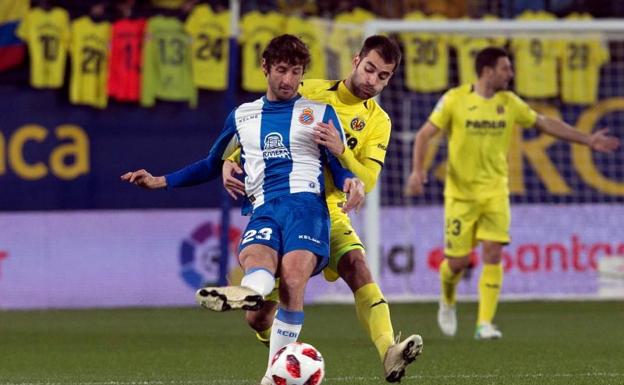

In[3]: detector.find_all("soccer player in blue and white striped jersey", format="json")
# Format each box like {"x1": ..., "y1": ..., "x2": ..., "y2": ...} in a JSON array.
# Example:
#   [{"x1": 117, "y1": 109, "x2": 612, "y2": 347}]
[{"x1": 121, "y1": 34, "x2": 365, "y2": 384}]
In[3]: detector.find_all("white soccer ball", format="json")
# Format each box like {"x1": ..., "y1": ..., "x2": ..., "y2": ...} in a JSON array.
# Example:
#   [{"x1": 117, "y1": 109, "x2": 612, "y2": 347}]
[{"x1": 269, "y1": 342, "x2": 325, "y2": 385}]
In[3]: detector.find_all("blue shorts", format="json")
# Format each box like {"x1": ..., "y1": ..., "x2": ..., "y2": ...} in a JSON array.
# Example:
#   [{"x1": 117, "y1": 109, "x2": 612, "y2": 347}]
[{"x1": 239, "y1": 192, "x2": 330, "y2": 275}]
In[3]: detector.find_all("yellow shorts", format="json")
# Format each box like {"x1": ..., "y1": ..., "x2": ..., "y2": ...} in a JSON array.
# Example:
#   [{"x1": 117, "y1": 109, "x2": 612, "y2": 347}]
[
  {"x1": 444, "y1": 194, "x2": 511, "y2": 257},
  {"x1": 323, "y1": 202, "x2": 365, "y2": 281}
]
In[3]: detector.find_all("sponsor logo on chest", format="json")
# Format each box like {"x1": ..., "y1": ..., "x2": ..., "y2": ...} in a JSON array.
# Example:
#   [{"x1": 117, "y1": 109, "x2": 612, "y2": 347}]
[{"x1": 263, "y1": 132, "x2": 291, "y2": 159}]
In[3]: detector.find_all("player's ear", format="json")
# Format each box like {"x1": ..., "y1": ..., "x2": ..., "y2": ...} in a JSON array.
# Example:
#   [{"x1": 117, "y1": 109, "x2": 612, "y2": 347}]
[
  {"x1": 352, "y1": 55, "x2": 361, "y2": 69},
  {"x1": 261, "y1": 58, "x2": 269, "y2": 77}
]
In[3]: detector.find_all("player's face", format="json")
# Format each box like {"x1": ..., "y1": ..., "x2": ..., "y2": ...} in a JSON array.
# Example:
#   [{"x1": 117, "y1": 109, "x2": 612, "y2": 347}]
[
  {"x1": 490, "y1": 57, "x2": 514, "y2": 91},
  {"x1": 264, "y1": 61, "x2": 304, "y2": 101},
  {"x1": 350, "y1": 49, "x2": 395, "y2": 100}
]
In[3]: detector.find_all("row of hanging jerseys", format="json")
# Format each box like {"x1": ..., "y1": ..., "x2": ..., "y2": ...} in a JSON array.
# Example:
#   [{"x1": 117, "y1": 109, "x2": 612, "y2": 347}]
[{"x1": 17, "y1": 6, "x2": 609, "y2": 109}]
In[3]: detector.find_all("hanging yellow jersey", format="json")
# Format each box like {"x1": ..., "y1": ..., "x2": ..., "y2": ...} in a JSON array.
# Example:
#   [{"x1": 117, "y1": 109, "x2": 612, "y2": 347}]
[
  {"x1": 300, "y1": 79, "x2": 392, "y2": 204},
  {"x1": 400, "y1": 11, "x2": 449, "y2": 92},
  {"x1": 285, "y1": 15, "x2": 327, "y2": 79},
  {"x1": 452, "y1": 16, "x2": 506, "y2": 85},
  {"x1": 69, "y1": 17, "x2": 111, "y2": 109},
  {"x1": 185, "y1": 5, "x2": 230, "y2": 90},
  {"x1": 16, "y1": 7, "x2": 70, "y2": 88},
  {"x1": 327, "y1": 7, "x2": 375, "y2": 79},
  {"x1": 429, "y1": 84, "x2": 537, "y2": 199},
  {"x1": 239, "y1": 11, "x2": 285, "y2": 92},
  {"x1": 0, "y1": 0, "x2": 29, "y2": 23},
  {"x1": 511, "y1": 10, "x2": 559, "y2": 98},
  {"x1": 560, "y1": 13, "x2": 609, "y2": 105}
]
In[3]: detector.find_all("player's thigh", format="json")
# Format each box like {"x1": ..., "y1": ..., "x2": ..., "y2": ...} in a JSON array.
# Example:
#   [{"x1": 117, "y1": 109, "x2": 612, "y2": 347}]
[
  {"x1": 475, "y1": 194, "x2": 511, "y2": 244},
  {"x1": 444, "y1": 196, "x2": 480, "y2": 257},
  {"x1": 281, "y1": 193, "x2": 331, "y2": 276},
  {"x1": 326, "y1": 206, "x2": 365, "y2": 282},
  {"x1": 239, "y1": 209, "x2": 282, "y2": 269}
]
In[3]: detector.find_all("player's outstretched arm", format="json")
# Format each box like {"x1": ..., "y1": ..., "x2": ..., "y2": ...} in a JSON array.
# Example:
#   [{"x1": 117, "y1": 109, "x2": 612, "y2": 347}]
[
  {"x1": 341, "y1": 178, "x2": 365, "y2": 213},
  {"x1": 535, "y1": 115, "x2": 620, "y2": 152},
  {"x1": 405, "y1": 121, "x2": 439, "y2": 196},
  {"x1": 120, "y1": 169, "x2": 167, "y2": 189}
]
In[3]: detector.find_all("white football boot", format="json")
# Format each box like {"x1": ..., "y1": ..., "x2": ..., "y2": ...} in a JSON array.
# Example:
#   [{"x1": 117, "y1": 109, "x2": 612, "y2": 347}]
[
  {"x1": 437, "y1": 301, "x2": 457, "y2": 336},
  {"x1": 195, "y1": 286, "x2": 263, "y2": 312},
  {"x1": 383, "y1": 333, "x2": 424, "y2": 383},
  {"x1": 474, "y1": 323, "x2": 502, "y2": 340}
]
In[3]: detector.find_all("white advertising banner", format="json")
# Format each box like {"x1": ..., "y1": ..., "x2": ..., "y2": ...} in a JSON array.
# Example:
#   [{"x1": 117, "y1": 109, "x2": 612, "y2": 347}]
[{"x1": 0, "y1": 205, "x2": 622, "y2": 309}]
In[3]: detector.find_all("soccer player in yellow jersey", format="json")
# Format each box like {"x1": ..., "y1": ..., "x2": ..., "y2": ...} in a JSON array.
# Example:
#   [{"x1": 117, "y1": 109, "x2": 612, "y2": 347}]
[
  {"x1": 223, "y1": 36, "x2": 423, "y2": 383},
  {"x1": 406, "y1": 47, "x2": 620, "y2": 340}
]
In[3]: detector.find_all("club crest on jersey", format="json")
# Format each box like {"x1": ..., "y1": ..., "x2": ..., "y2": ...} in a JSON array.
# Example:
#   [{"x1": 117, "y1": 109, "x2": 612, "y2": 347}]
[
  {"x1": 298, "y1": 107, "x2": 315, "y2": 125},
  {"x1": 497, "y1": 105, "x2": 505, "y2": 114},
  {"x1": 263, "y1": 133, "x2": 291, "y2": 159},
  {"x1": 350, "y1": 117, "x2": 366, "y2": 131}
]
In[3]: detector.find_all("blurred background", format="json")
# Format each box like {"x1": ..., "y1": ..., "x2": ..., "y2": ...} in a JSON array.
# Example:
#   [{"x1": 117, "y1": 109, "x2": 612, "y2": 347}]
[{"x1": 0, "y1": 0, "x2": 623, "y2": 310}]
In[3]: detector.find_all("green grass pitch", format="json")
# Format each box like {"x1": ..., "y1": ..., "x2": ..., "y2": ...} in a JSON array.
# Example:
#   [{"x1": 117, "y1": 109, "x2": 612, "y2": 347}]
[{"x1": 1, "y1": 301, "x2": 622, "y2": 385}]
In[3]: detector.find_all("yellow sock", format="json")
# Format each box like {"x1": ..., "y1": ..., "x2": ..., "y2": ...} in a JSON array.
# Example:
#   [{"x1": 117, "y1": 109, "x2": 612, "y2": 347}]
[
  {"x1": 439, "y1": 259, "x2": 463, "y2": 305},
  {"x1": 354, "y1": 283, "x2": 394, "y2": 362},
  {"x1": 478, "y1": 263, "x2": 503, "y2": 325},
  {"x1": 256, "y1": 327, "x2": 271, "y2": 348}
]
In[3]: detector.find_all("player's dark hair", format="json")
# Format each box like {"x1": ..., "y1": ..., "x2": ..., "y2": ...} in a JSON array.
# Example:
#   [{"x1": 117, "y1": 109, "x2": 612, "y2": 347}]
[
  {"x1": 475, "y1": 47, "x2": 509, "y2": 76},
  {"x1": 358, "y1": 35, "x2": 402, "y2": 71},
  {"x1": 262, "y1": 34, "x2": 311, "y2": 71}
]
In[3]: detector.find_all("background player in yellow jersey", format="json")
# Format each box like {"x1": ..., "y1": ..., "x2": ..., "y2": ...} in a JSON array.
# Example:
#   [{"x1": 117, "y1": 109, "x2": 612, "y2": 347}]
[
  {"x1": 406, "y1": 47, "x2": 620, "y2": 340},
  {"x1": 223, "y1": 36, "x2": 423, "y2": 383}
]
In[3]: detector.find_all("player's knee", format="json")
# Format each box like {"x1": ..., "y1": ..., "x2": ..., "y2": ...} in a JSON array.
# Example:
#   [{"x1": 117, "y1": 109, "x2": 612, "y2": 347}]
[{"x1": 447, "y1": 256, "x2": 471, "y2": 273}]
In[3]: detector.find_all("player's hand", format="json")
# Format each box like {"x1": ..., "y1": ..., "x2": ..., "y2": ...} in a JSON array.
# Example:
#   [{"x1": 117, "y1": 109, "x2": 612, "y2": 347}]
[
  {"x1": 120, "y1": 169, "x2": 166, "y2": 189},
  {"x1": 314, "y1": 120, "x2": 345, "y2": 157},
  {"x1": 342, "y1": 178, "x2": 365, "y2": 213},
  {"x1": 405, "y1": 170, "x2": 427, "y2": 196},
  {"x1": 589, "y1": 128, "x2": 620, "y2": 152},
  {"x1": 222, "y1": 159, "x2": 246, "y2": 200}
]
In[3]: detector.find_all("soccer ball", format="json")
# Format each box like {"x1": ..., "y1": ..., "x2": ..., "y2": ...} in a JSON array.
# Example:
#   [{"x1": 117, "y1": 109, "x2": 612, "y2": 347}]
[{"x1": 269, "y1": 342, "x2": 325, "y2": 385}]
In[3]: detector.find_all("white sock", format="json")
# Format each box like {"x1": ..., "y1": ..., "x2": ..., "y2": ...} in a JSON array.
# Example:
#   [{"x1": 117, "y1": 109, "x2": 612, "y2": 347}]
[
  {"x1": 266, "y1": 307, "x2": 304, "y2": 375},
  {"x1": 240, "y1": 268, "x2": 275, "y2": 297}
]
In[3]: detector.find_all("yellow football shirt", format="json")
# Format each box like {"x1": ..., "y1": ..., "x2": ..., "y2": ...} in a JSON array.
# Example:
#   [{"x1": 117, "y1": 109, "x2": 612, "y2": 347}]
[
  {"x1": 452, "y1": 16, "x2": 506, "y2": 85},
  {"x1": 16, "y1": 7, "x2": 70, "y2": 89},
  {"x1": 429, "y1": 84, "x2": 537, "y2": 199},
  {"x1": 400, "y1": 11, "x2": 449, "y2": 92},
  {"x1": 285, "y1": 15, "x2": 327, "y2": 79},
  {"x1": 69, "y1": 16, "x2": 111, "y2": 109},
  {"x1": 511, "y1": 10, "x2": 559, "y2": 98},
  {"x1": 300, "y1": 79, "x2": 392, "y2": 204},
  {"x1": 185, "y1": 5, "x2": 230, "y2": 90},
  {"x1": 559, "y1": 13, "x2": 609, "y2": 105},
  {"x1": 239, "y1": 11, "x2": 285, "y2": 92},
  {"x1": 327, "y1": 8, "x2": 375, "y2": 79}
]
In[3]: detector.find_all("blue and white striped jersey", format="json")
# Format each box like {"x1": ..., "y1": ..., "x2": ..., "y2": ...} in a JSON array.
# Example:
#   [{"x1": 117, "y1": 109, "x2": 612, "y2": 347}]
[{"x1": 165, "y1": 94, "x2": 353, "y2": 211}]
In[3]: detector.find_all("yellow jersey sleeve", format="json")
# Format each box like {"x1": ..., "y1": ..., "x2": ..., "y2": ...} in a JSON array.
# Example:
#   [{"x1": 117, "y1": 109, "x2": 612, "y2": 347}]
[
  {"x1": 428, "y1": 89, "x2": 455, "y2": 131},
  {"x1": 509, "y1": 92, "x2": 538, "y2": 127},
  {"x1": 226, "y1": 147, "x2": 241, "y2": 163},
  {"x1": 362, "y1": 112, "x2": 391, "y2": 164}
]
